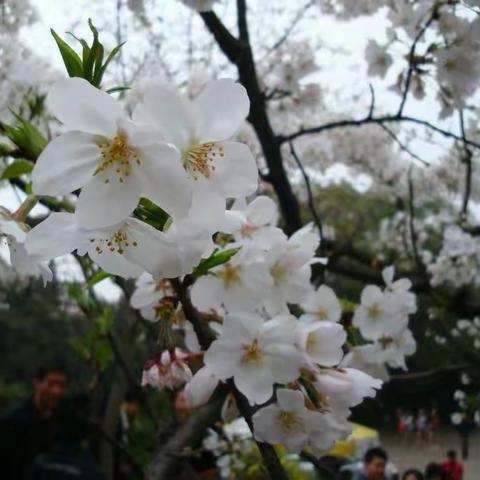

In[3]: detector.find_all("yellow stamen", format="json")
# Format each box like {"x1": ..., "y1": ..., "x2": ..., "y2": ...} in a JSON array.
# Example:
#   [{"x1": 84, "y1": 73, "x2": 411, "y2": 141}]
[
  {"x1": 367, "y1": 303, "x2": 381, "y2": 319},
  {"x1": 241, "y1": 339, "x2": 263, "y2": 364},
  {"x1": 271, "y1": 262, "x2": 287, "y2": 285},
  {"x1": 278, "y1": 411, "x2": 301, "y2": 432},
  {"x1": 91, "y1": 228, "x2": 139, "y2": 255},
  {"x1": 314, "y1": 306, "x2": 328, "y2": 321},
  {"x1": 96, "y1": 134, "x2": 140, "y2": 183},
  {"x1": 217, "y1": 264, "x2": 242, "y2": 289},
  {"x1": 182, "y1": 139, "x2": 222, "y2": 180}
]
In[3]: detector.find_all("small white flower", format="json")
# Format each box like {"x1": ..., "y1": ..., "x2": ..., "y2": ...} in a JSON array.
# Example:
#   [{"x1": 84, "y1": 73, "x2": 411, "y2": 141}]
[
  {"x1": 130, "y1": 272, "x2": 172, "y2": 310},
  {"x1": 26, "y1": 212, "x2": 200, "y2": 279},
  {"x1": 252, "y1": 389, "x2": 349, "y2": 454},
  {"x1": 223, "y1": 196, "x2": 284, "y2": 249},
  {"x1": 204, "y1": 312, "x2": 302, "y2": 405},
  {"x1": 300, "y1": 285, "x2": 342, "y2": 323},
  {"x1": 314, "y1": 368, "x2": 382, "y2": 416},
  {"x1": 265, "y1": 223, "x2": 324, "y2": 314},
  {"x1": 353, "y1": 285, "x2": 407, "y2": 341},
  {"x1": 451, "y1": 412, "x2": 464, "y2": 426},
  {"x1": 296, "y1": 321, "x2": 346, "y2": 368},
  {"x1": 454, "y1": 390, "x2": 466, "y2": 402},
  {"x1": 191, "y1": 246, "x2": 273, "y2": 312}
]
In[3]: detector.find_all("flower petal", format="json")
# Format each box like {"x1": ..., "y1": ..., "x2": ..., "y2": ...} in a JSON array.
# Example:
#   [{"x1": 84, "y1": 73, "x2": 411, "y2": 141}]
[
  {"x1": 213, "y1": 141, "x2": 258, "y2": 198},
  {"x1": 75, "y1": 171, "x2": 142, "y2": 229},
  {"x1": 135, "y1": 142, "x2": 192, "y2": 220},
  {"x1": 25, "y1": 212, "x2": 80, "y2": 260},
  {"x1": 193, "y1": 79, "x2": 249, "y2": 142},
  {"x1": 132, "y1": 80, "x2": 194, "y2": 148},
  {"x1": 32, "y1": 131, "x2": 100, "y2": 196},
  {"x1": 48, "y1": 78, "x2": 124, "y2": 136},
  {"x1": 234, "y1": 362, "x2": 273, "y2": 405}
]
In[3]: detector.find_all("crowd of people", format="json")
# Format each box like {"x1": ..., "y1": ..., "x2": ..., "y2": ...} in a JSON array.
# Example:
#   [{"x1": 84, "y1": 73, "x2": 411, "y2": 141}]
[
  {"x1": 356, "y1": 447, "x2": 464, "y2": 480},
  {"x1": 397, "y1": 408, "x2": 441, "y2": 445}
]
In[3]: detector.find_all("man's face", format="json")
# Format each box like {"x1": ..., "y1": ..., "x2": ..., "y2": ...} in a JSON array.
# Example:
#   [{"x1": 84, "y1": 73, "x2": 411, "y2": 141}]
[
  {"x1": 34, "y1": 372, "x2": 69, "y2": 411},
  {"x1": 365, "y1": 456, "x2": 386, "y2": 480}
]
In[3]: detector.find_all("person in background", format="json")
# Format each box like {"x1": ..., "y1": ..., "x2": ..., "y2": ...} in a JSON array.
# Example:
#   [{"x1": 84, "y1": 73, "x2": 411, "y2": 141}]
[
  {"x1": 0, "y1": 363, "x2": 70, "y2": 479},
  {"x1": 402, "y1": 469, "x2": 424, "y2": 480},
  {"x1": 441, "y1": 449, "x2": 464, "y2": 480},
  {"x1": 355, "y1": 447, "x2": 388, "y2": 480},
  {"x1": 31, "y1": 394, "x2": 106, "y2": 479},
  {"x1": 416, "y1": 409, "x2": 429, "y2": 443},
  {"x1": 425, "y1": 463, "x2": 446, "y2": 480},
  {"x1": 428, "y1": 409, "x2": 441, "y2": 446}
]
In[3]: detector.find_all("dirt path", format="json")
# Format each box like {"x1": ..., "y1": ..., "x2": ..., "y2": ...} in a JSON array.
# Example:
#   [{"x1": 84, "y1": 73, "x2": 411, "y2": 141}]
[{"x1": 379, "y1": 428, "x2": 479, "y2": 480}]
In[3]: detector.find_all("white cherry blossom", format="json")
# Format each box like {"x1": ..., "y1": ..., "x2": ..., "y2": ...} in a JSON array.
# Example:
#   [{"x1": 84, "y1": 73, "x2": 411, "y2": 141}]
[
  {"x1": 252, "y1": 388, "x2": 349, "y2": 454},
  {"x1": 300, "y1": 285, "x2": 342, "y2": 323},
  {"x1": 223, "y1": 196, "x2": 284, "y2": 249},
  {"x1": 314, "y1": 367, "x2": 382, "y2": 416},
  {"x1": 191, "y1": 246, "x2": 273, "y2": 312},
  {"x1": 204, "y1": 312, "x2": 302, "y2": 405},
  {"x1": 353, "y1": 285, "x2": 407, "y2": 341},
  {"x1": 296, "y1": 321, "x2": 346, "y2": 368},
  {"x1": 134, "y1": 78, "x2": 258, "y2": 227},
  {"x1": 265, "y1": 223, "x2": 324, "y2": 313},
  {"x1": 32, "y1": 77, "x2": 192, "y2": 229},
  {"x1": 25, "y1": 212, "x2": 202, "y2": 279}
]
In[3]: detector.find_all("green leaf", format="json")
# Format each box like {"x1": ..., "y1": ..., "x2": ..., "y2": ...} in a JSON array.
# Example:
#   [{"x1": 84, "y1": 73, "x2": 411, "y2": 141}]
[
  {"x1": 94, "y1": 41, "x2": 125, "y2": 86},
  {"x1": 1, "y1": 159, "x2": 34, "y2": 180},
  {"x1": 2, "y1": 117, "x2": 47, "y2": 160},
  {"x1": 87, "y1": 270, "x2": 111, "y2": 289},
  {"x1": 134, "y1": 197, "x2": 170, "y2": 230},
  {"x1": 0, "y1": 143, "x2": 14, "y2": 156},
  {"x1": 51, "y1": 28, "x2": 84, "y2": 78},
  {"x1": 194, "y1": 247, "x2": 241, "y2": 277}
]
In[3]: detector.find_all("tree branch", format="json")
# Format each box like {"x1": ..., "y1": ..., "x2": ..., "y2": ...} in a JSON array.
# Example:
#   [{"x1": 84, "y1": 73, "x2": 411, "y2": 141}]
[
  {"x1": 279, "y1": 114, "x2": 480, "y2": 150},
  {"x1": 459, "y1": 109, "x2": 473, "y2": 220},
  {"x1": 200, "y1": 6, "x2": 302, "y2": 233}
]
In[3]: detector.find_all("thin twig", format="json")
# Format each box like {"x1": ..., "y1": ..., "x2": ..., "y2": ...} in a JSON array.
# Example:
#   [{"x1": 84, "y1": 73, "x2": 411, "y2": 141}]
[
  {"x1": 397, "y1": 8, "x2": 437, "y2": 116},
  {"x1": 367, "y1": 83, "x2": 375, "y2": 119},
  {"x1": 380, "y1": 124, "x2": 430, "y2": 167},
  {"x1": 289, "y1": 140, "x2": 325, "y2": 258},
  {"x1": 265, "y1": 0, "x2": 315, "y2": 55}
]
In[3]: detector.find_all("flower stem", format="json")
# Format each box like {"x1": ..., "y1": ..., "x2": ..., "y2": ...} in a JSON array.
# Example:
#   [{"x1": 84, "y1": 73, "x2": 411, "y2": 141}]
[{"x1": 12, "y1": 195, "x2": 38, "y2": 222}]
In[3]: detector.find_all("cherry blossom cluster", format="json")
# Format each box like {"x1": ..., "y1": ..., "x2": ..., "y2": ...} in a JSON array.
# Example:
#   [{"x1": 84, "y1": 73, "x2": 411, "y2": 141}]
[
  {"x1": 0, "y1": 76, "x2": 257, "y2": 284},
  {"x1": 451, "y1": 317, "x2": 480, "y2": 350},
  {"x1": 360, "y1": 0, "x2": 480, "y2": 116},
  {"x1": 450, "y1": 380, "x2": 480, "y2": 427},
  {"x1": 428, "y1": 225, "x2": 480, "y2": 288},
  {"x1": 128, "y1": 193, "x2": 418, "y2": 455},
  {"x1": 0, "y1": 39, "x2": 418, "y2": 456},
  {"x1": 346, "y1": 266, "x2": 417, "y2": 379}
]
